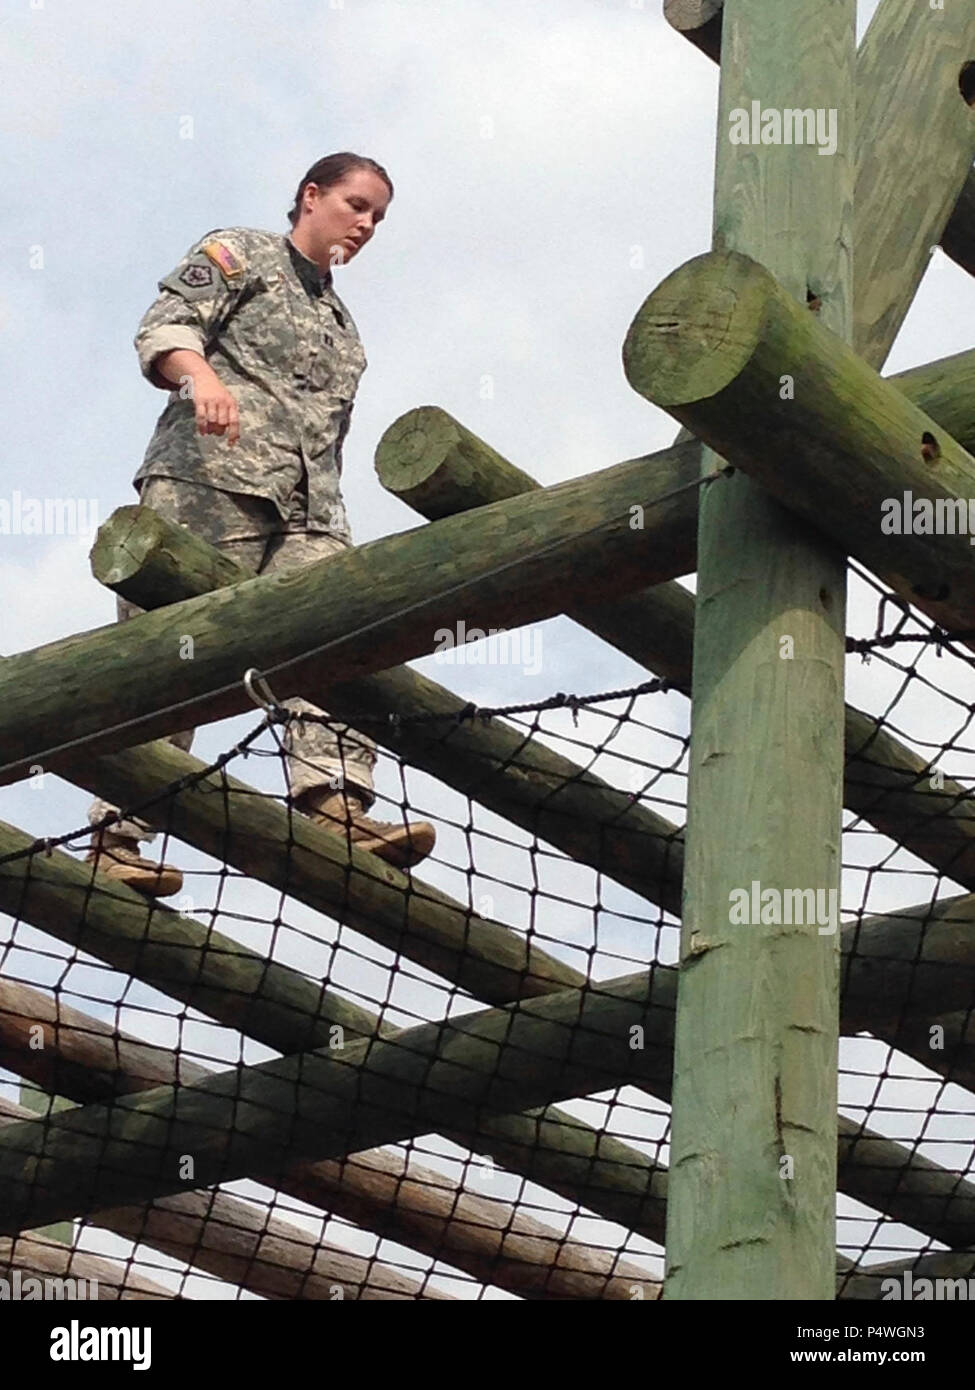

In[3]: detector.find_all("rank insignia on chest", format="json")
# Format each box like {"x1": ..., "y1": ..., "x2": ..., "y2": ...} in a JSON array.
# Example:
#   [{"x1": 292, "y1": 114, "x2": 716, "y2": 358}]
[
  {"x1": 202, "y1": 240, "x2": 245, "y2": 280},
  {"x1": 179, "y1": 263, "x2": 214, "y2": 289}
]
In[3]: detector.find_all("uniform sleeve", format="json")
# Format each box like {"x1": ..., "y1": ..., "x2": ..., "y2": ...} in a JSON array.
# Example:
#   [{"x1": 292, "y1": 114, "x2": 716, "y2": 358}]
[
  {"x1": 134, "y1": 230, "x2": 253, "y2": 390},
  {"x1": 334, "y1": 398, "x2": 354, "y2": 472}
]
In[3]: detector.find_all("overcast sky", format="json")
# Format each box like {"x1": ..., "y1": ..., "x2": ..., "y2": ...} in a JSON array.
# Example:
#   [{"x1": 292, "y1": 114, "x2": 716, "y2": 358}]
[{"x1": 1, "y1": 0, "x2": 973, "y2": 1298}]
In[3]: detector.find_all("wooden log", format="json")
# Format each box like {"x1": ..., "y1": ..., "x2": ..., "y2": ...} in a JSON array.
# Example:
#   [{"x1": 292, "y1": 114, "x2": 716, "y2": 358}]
[
  {"x1": 664, "y1": 0, "x2": 975, "y2": 326},
  {"x1": 662, "y1": 0, "x2": 855, "y2": 1302},
  {"x1": 17, "y1": 1084, "x2": 73, "y2": 1245},
  {"x1": 86, "y1": 518, "x2": 975, "y2": 1180},
  {"x1": 0, "y1": 961, "x2": 972, "y2": 1251},
  {"x1": 0, "y1": 1093, "x2": 434, "y2": 1301},
  {"x1": 892, "y1": 348, "x2": 975, "y2": 456},
  {"x1": 0, "y1": 441, "x2": 703, "y2": 783},
  {"x1": 0, "y1": 1227, "x2": 174, "y2": 1300},
  {"x1": 0, "y1": 968, "x2": 675, "y2": 1234},
  {"x1": 2, "y1": 839, "x2": 969, "y2": 1249},
  {"x1": 90, "y1": 505, "x2": 687, "y2": 916},
  {"x1": 662, "y1": 0, "x2": 721, "y2": 60},
  {"x1": 624, "y1": 248, "x2": 975, "y2": 644},
  {"x1": 0, "y1": 980, "x2": 657, "y2": 1300},
  {"x1": 376, "y1": 410, "x2": 975, "y2": 896},
  {"x1": 0, "y1": 819, "x2": 671, "y2": 1253},
  {"x1": 838, "y1": 1251, "x2": 975, "y2": 1301}
]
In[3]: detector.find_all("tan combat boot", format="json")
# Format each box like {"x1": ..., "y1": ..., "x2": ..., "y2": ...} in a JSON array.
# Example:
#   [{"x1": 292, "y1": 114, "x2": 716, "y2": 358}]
[
  {"x1": 296, "y1": 788, "x2": 436, "y2": 870},
  {"x1": 85, "y1": 832, "x2": 184, "y2": 898}
]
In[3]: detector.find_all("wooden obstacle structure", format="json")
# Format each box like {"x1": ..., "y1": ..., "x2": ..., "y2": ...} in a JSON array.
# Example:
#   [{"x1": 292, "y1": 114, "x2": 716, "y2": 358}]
[{"x1": 1, "y1": 0, "x2": 975, "y2": 1300}]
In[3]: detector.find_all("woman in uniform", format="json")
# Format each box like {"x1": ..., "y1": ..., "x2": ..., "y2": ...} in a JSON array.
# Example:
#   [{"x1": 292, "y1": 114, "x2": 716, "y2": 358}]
[{"x1": 86, "y1": 152, "x2": 436, "y2": 896}]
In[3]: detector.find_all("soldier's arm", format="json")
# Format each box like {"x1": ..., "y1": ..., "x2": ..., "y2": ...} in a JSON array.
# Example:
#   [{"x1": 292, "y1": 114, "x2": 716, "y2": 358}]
[{"x1": 134, "y1": 231, "x2": 251, "y2": 441}]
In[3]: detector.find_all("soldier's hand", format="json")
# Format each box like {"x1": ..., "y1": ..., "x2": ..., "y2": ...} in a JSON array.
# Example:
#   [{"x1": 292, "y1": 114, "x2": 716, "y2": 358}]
[{"x1": 191, "y1": 372, "x2": 240, "y2": 446}]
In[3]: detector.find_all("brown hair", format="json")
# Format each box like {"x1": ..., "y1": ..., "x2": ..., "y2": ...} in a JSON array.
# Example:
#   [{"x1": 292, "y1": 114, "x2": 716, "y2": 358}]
[{"x1": 287, "y1": 152, "x2": 394, "y2": 227}]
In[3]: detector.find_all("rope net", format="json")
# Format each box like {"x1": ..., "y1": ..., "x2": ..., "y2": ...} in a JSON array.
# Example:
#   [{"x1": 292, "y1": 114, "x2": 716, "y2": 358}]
[{"x1": 0, "y1": 556, "x2": 974, "y2": 1300}]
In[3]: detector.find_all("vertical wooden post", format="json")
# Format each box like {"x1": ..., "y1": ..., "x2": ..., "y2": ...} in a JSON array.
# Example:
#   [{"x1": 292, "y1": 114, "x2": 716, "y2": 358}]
[{"x1": 663, "y1": 1, "x2": 854, "y2": 1299}]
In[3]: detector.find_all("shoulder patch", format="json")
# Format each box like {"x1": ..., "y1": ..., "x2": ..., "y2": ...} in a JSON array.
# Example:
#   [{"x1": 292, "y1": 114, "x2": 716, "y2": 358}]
[
  {"x1": 179, "y1": 262, "x2": 214, "y2": 289},
  {"x1": 202, "y1": 240, "x2": 245, "y2": 281}
]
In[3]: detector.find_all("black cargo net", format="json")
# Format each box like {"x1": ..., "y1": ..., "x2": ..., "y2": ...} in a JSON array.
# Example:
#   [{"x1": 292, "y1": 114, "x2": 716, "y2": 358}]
[{"x1": 0, "y1": 556, "x2": 972, "y2": 1300}]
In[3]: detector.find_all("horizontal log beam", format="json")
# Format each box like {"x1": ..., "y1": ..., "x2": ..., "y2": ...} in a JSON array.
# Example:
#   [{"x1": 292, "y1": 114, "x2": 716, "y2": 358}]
[
  {"x1": 838, "y1": 1250, "x2": 975, "y2": 1300},
  {"x1": 0, "y1": 960, "x2": 971, "y2": 1252},
  {"x1": 0, "y1": 979, "x2": 654, "y2": 1300},
  {"x1": 375, "y1": 409, "x2": 975, "y2": 922},
  {"x1": 0, "y1": 441, "x2": 703, "y2": 782},
  {"x1": 90, "y1": 503, "x2": 975, "y2": 1102},
  {"x1": 0, "y1": 1234, "x2": 173, "y2": 1300},
  {"x1": 90, "y1": 506, "x2": 686, "y2": 916},
  {"x1": 664, "y1": 0, "x2": 975, "y2": 320},
  {"x1": 0, "y1": 1093, "x2": 432, "y2": 1301},
  {"x1": 0, "y1": 817, "x2": 669, "y2": 1252},
  {"x1": 624, "y1": 249, "x2": 975, "y2": 646},
  {"x1": 0, "y1": 968, "x2": 674, "y2": 1234}
]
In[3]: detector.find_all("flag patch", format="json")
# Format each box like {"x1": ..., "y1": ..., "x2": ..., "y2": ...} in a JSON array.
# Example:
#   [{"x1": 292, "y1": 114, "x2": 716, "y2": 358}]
[{"x1": 202, "y1": 240, "x2": 245, "y2": 280}]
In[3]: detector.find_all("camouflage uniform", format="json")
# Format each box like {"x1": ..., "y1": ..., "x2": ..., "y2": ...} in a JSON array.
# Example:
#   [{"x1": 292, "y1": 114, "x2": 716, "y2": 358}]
[{"x1": 88, "y1": 227, "x2": 377, "y2": 844}]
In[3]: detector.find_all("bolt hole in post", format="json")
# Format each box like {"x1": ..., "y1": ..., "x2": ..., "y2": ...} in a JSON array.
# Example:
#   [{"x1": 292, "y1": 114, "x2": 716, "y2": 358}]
[
  {"x1": 921, "y1": 431, "x2": 941, "y2": 464},
  {"x1": 959, "y1": 61, "x2": 975, "y2": 107},
  {"x1": 806, "y1": 288, "x2": 822, "y2": 313}
]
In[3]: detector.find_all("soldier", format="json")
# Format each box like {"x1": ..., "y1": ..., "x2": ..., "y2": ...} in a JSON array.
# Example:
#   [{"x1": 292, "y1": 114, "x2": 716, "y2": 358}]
[{"x1": 86, "y1": 152, "x2": 436, "y2": 897}]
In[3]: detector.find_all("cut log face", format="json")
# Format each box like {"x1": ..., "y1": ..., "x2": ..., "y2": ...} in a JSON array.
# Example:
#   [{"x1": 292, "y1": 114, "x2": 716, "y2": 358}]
[{"x1": 624, "y1": 247, "x2": 975, "y2": 642}]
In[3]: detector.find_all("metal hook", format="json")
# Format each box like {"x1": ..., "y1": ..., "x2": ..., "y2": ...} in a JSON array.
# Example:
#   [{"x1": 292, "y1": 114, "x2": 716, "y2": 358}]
[{"x1": 243, "y1": 668, "x2": 285, "y2": 717}]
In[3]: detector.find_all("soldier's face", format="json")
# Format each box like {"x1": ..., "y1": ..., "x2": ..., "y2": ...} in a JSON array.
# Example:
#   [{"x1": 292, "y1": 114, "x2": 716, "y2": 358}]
[{"x1": 300, "y1": 171, "x2": 391, "y2": 267}]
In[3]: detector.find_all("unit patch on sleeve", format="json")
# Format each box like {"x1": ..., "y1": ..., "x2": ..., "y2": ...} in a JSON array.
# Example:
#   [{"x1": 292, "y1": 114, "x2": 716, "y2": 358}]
[
  {"x1": 179, "y1": 263, "x2": 214, "y2": 289},
  {"x1": 202, "y1": 240, "x2": 245, "y2": 281}
]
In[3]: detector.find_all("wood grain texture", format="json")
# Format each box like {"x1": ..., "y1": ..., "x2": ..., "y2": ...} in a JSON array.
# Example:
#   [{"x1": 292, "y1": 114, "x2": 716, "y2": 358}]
[
  {"x1": 0, "y1": 982, "x2": 655, "y2": 1300},
  {"x1": 625, "y1": 248, "x2": 975, "y2": 642},
  {"x1": 0, "y1": 442, "x2": 703, "y2": 782},
  {"x1": 660, "y1": 0, "x2": 855, "y2": 1302},
  {"x1": 664, "y1": 0, "x2": 975, "y2": 323}
]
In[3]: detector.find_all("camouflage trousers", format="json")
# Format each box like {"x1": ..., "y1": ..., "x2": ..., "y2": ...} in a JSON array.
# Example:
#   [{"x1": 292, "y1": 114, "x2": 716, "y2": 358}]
[{"x1": 88, "y1": 475, "x2": 377, "y2": 843}]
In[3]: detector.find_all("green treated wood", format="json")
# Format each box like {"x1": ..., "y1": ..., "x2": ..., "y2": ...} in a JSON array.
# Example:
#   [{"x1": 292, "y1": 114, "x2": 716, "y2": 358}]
[
  {"x1": 0, "y1": 442, "x2": 703, "y2": 783},
  {"x1": 0, "y1": 817, "x2": 673, "y2": 1242},
  {"x1": 0, "y1": 969, "x2": 667, "y2": 1235},
  {"x1": 90, "y1": 507, "x2": 687, "y2": 917},
  {"x1": 16, "y1": 1087, "x2": 73, "y2": 1245},
  {"x1": 377, "y1": 407, "x2": 975, "y2": 883},
  {"x1": 0, "y1": 985, "x2": 646, "y2": 1300},
  {"x1": 89, "y1": 505, "x2": 254, "y2": 610},
  {"x1": 3, "y1": 804, "x2": 972, "y2": 1239},
  {"x1": 665, "y1": 0, "x2": 975, "y2": 324},
  {"x1": 95, "y1": 491, "x2": 975, "y2": 939},
  {"x1": 624, "y1": 248, "x2": 975, "y2": 641},
  {"x1": 0, "y1": 1096, "x2": 439, "y2": 1301},
  {"x1": 1, "y1": 954, "x2": 972, "y2": 1246},
  {"x1": 662, "y1": 0, "x2": 722, "y2": 60},
  {"x1": 659, "y1": 0, "x2": 854, "y2": 1302}
]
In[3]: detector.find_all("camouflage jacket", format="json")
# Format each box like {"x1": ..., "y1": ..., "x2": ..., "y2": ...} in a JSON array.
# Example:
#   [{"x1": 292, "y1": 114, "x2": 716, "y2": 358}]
[{"x1": 132, "y1": 226, "x2": 368, "y2": 538}]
